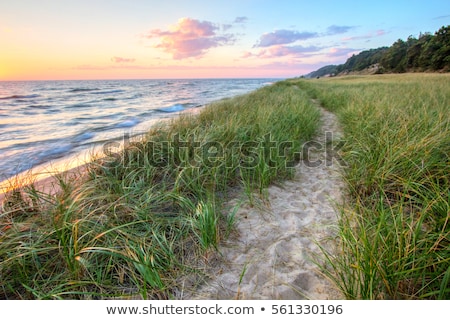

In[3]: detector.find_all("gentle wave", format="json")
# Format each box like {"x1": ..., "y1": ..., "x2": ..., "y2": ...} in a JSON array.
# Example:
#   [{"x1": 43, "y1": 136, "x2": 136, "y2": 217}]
[
  {"x1": 27, "y1": 104, "x2": 53, "y2": 109},
  {"x1": 69, "y1": 88, "x2": 100, "y2": 93},
  {"x1": 5, "y1": 137, "x2": 64, "y2": 150},
  {"x1": 39, "y1": 144, "x2": 73, "y2": 158},
  {"x1": 72, "y1": 131, "x2": 95, "y2": 143},
  {"x1": 115, "y1": 118, "x2": 140, "y2": 128},
  {"x1": 90, "y1": 89, "x2": 125, "y2": 95},
  {"x1": 65, "y1": 103, "x2": 92, "y2": 109},
  {"x1": 0, "y1": 94, "x2": 41, "y2": 100},
  {"x1": 156, "y1": 104, "x2": 186, "y2": 113}
]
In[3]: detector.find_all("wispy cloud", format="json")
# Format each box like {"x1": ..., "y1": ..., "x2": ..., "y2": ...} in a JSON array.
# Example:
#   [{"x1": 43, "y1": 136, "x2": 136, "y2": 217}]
[
  {"x1": 234, "y1": 16, "x2": 249, "y2": 24},
  {"x1": 144, "y1": 17, "x2": 235, "y2": 59},
  {"x1": 245, "y1": 45, "x2": 321, "y2": 59},
  {"x1": 433, "y1": 14, "x2": 450, "y2": 20},
  {"x1": 73, "y1": 64, "x2": 108, "y2": 70},
  {"x1": 241, "y1": 25, "x2": 364, "y2": 63},
  {"x1": 222, "y1": 16, "x2": 248, "y2": 31},
  {"x1": 326, "y1": 47, "x2": 359, "y2": 58},
  {"x1": 111, "y1": 57, "x2": 136, "y2": 63},
  {"x1": 254, "y1": 25, "x2": 356, "y2": 48},
  {"x1": 255, "y1": 30, "x2": 318, "y2": 47},
  {"x1": 326, "y1": 25, "x2": 356, "y2": 35},
  {"x1": 342, "y1": 29, "x2": 387, "y2": 41}
]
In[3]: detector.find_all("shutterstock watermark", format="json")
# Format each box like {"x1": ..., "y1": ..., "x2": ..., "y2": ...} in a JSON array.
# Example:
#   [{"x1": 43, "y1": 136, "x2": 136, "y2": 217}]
[{"x1": 101, "y1": 131, "x2": 347, "y2": 169}]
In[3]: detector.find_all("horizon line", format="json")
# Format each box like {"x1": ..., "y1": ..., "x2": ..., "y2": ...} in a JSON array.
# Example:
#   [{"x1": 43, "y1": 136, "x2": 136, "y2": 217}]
[{"x1": 0, "y1": 76, "x2": 287, "y2": 82}]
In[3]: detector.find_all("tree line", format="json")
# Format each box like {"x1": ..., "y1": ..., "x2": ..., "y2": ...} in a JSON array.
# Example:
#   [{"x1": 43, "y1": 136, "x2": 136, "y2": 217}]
[{"x1": 305, "y1": 25, "x2": 449, "y2": 78}]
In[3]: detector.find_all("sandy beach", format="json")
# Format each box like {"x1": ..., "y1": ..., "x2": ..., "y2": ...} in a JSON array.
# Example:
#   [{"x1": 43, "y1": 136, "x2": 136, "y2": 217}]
[{"x1": 184, "y1": 103, "x2": 345, "y2": 299}]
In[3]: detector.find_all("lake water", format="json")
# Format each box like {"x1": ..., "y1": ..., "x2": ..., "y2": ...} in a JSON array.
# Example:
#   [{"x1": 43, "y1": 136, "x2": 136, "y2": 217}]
[{"x1": 0, "y1": 79, "x2": 275, "y2": 182}]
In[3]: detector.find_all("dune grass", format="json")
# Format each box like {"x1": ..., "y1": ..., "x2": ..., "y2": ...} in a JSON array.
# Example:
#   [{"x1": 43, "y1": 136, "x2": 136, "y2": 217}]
[
  {"x1": 0, "y1": 82, "x2": 320, "y2": 299},
  {"x1": 295, "y1": 74, "x2": 450, "y2": 299}
]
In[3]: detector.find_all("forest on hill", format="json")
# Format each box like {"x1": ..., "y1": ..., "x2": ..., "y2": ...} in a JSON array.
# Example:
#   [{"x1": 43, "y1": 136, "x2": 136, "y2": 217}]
[{"x1": 306, "y1": 25, "x2": 450, "y2": 78}]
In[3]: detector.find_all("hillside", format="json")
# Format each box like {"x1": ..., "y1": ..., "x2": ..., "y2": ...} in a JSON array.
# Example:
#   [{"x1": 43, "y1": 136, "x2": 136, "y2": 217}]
[{"x1": 305, "y1": 25, "x2": 450, "y2": 77}]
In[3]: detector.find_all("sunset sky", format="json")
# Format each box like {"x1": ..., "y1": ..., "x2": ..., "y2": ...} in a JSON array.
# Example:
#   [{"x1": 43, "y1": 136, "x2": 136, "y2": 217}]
[{"x1": 1, "y1": 0, "x2": 449, "y2": 80}]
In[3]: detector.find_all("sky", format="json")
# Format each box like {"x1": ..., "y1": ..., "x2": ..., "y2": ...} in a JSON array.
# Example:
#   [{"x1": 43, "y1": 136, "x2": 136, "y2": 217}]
[{"x1": 1, "y1": 0, "x2": 449, "y2": 80}]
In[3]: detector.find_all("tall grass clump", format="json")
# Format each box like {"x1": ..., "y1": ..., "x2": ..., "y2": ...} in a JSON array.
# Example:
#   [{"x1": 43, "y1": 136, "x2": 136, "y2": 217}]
[
  {"x1": 297, "y1": 74, "x2": 449, "y2": 299},
  {"x1": 0, "y1": 81, "x2": 320, "y2": 299}
]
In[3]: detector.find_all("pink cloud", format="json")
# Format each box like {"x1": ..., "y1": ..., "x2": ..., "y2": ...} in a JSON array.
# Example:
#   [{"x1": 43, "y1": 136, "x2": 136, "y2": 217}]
[
  {"x1": 328, "y1": 47, "x2": 356, "y2": 55},
  {"x1": 145, "y1": 17, "x2": 235, "y2": 59},
  {"x1": 241, "y1": 51, "x2": 254, "y2": 58},
  {"x1": 243, "y1": 45, "x2": 321, "y2": 59},
  {"x1": 111, "y1": 57, "x2": 136, "y2": 63},
  {"x1": 326, "y1": 47, "x2": 359, "y2": 58}
]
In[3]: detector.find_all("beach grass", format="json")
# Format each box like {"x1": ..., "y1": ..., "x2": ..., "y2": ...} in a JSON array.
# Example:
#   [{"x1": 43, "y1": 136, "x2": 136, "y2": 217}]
[
  {"x1": 2, "y1": 74, "x2": 448, "y2": 300},
  {"x1": 295, "y1": 74, "x2": 450, "y2": 299},
  {"x1": 0, "y1": 82, "x2": 320, "y2": 299}
]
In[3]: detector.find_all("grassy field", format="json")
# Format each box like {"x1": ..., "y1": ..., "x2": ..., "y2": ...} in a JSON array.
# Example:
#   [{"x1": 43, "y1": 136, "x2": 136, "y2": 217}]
[
  {"x1": 0, "y1": 82, "x2": 320, "y2": 299},
  {"x1": 295, "y1": 74, "x2": 449, "y2": 299}
]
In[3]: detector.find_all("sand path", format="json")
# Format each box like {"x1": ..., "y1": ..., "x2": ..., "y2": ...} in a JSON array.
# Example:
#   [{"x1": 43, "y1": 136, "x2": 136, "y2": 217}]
[{"x1": 186, "y1": 101, "x2": 345, "y2": 300}]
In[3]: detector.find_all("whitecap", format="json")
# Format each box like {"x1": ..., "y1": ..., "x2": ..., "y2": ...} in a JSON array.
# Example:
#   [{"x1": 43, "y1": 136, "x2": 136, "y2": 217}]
[
  {"x1": 115, "y1": 118, "x2": 140, "y2": 128},
  {"x1": 156, "y1": 104, "x2": 185, "y2": 113}
]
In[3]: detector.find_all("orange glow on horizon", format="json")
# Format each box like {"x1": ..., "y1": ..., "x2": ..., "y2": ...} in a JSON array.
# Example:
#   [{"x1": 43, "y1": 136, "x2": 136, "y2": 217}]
[
  {"x1": 0, "y1": 62, "x2": 304, "y2": 81},
  {"x1": 0, "y1": 27, "x2": 314, "y2": 81},
  {"x1": 0, "y1": 64, "x2": 9, "y2": 80}
]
